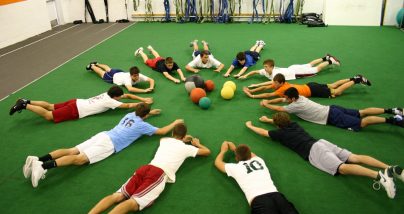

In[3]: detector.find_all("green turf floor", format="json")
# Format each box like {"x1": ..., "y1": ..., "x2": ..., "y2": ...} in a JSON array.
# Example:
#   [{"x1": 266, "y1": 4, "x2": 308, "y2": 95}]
[{"x1": 1, "y1": 23, "x2": 404, "y2": 213}]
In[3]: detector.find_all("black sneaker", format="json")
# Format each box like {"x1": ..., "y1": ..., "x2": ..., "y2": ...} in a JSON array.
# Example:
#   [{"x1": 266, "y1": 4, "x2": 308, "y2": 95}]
[
  {"x1": 85, "y1": 62, "x2": 97, "y2": 71},
  {"x1": 359, "y1": 75, "x2": 371, "y2": 86},
  {"x1": 392, "y1": 107, "x2": 403, "y2": 116},
  {"x1": 9, "y1": 98, "x2": 29, "y2": 115},
  {"x1": 392, "y1": 115, "x2": 403, "y2": 127}
]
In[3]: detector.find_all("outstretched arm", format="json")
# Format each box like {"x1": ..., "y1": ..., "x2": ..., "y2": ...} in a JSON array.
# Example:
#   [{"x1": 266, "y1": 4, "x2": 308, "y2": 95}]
[
  {"x1": 185, "y1": 65, "x2": 200, "y2": 73},
  {"x1": 239, "y1": 70, "x2": 260, "y2": 79},
  {"x1": 147, "y1": 77, "x2": 155, "y2": 91},
  {"x1": 125, "y1": 85, "x2": 149, "y2": 93},
  {"x1": 243, "y1": 87, "x2": 277, "y2": 99},
  {"x1": 214, "y1": 141, "x2": 231, "y2": 173},
  {"x1": 177, "y1": 69, "x2": 186, "y2": 82},
  {"x1": 122, "y1": 93, "x2": 153, "y2": 104},
  {"x1": 248, "y1": 81, "x2": 273, "y2": 88},
  {"x1": 245, "y1": 121, "x2": 270, "y2": 137},
  {"x1": 154, "y1": 119, "x2": 184, "y2": 135},
  {"x1": 224, "y1": 65, "x2": 235, "y2": 77},
  {"x1": 260, "y1": 99, "x2": 287, "y2": 112},
  {"x1": 163, "y1": 72, "x2": 180, "y2": 83},
  {"x1": 214, "y1": 63, "x2": 225, "y2": 72},
  {"x1": 234, "y1": 67, "x2": 248, "y2": 78}
]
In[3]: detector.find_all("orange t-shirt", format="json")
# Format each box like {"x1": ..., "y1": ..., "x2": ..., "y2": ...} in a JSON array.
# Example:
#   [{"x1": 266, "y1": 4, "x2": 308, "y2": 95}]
[{"x1": 273, "y1": 82, "x2": 311, "y2": 97}]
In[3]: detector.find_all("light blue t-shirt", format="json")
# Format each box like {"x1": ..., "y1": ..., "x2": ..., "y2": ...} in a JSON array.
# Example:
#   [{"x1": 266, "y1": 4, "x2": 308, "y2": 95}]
[
  {"x1": 106, "y1": 112, "x2": 158, "y2": 153},
  {"x1": 232, "y1": 54, "x2": 255, "y2": 68}
]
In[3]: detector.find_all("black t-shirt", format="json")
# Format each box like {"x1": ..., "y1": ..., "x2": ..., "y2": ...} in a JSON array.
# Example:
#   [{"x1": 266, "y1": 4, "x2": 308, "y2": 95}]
[
  {"x1": 155, "y1": 59, "x2": 179, "y2": 74},
  {"x1": 268, "y1": 122, "x2": 317, "y2": 160}
]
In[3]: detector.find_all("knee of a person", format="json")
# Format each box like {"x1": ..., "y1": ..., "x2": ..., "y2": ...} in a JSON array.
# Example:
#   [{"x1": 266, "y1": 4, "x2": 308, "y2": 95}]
[
  {"x1": 44, "y1": 113, "x2": 54, "y2": 121},
  {"x1": 112, "y1": 193, "x2": 126, "y2": 203},
  {"x1": 338, "y1": 164, "x2": 348, "y2": 174},
  {"x1": 75, "y1": 154, "x2": 89, "y2": 165}
]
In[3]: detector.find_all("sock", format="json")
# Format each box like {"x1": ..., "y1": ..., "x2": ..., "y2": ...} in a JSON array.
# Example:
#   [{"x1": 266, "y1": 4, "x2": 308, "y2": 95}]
[
  {"x1": 38, "y1": 154, "x2": 52, "y2": 162},
  {"x1": 385, "y1": 117, "x2": 394, "y2": 124},
  {"x1": 322, "y1": 56, "x2": 327, "y2": 61},
  {"x1": 350, "y1": 77, "x2": 361, "y2": 84},
  {"x1": 394, "y1": 166, "x2": 403, "y2": 175},
  {"x1": 42, "y1": 160, "x2": 57, "y2": 170},
  {"x1": 384, "y1": 108, "x2": 393, "y2": 114}
]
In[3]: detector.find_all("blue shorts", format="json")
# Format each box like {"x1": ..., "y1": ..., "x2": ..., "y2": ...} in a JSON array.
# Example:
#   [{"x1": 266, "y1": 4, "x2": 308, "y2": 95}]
[
  {"x1": 327, "y1": 105, "x2": 361, "y2": 131},
  {"x1": 193, "y1": 50, "x2": 211, "y2": 57},
  {"x1": 244, "y1": 50, "x2": 260, "y2": 61},
  {"x1": 102, "y1": 69, "x2": 123, "y2": 83}
]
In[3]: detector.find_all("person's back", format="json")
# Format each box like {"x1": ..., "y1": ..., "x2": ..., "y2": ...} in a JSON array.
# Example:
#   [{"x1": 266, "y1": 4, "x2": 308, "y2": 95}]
[
  {"x1": 76, "y1": 92, "x2": 122, "y2": 118},
  {"x1": 150, "y1": 137, "x2": 199, "y2": 183},
  {"x1": 225, "y1": 155, "x2": 277, "y2": 204},
  {"x1": 106, "y1": 112, "x2": 157, "y2": 152},
  {"x1": 284, "y1": 95, "x2": 330, "y2": 125}
]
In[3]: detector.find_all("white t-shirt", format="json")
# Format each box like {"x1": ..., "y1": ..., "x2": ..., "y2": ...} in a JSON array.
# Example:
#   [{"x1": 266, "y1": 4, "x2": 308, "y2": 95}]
[
  {"x1": 76, "y1": 93, "x2": 123, "y2": 118},
  {"x1": 150, "y1": 137, "x2": 199, "y2": 183},
  {"x1": 284, "y1": 96, "x2": 330, "y2": 125},
  {"x1": 259, "y1": 67, "x2": 296, "y2": 81},
  {"x1": 113, "y1": 72, "x2": 149, "y2": 86},
  {"x1": 225, "y1": 156, "x2": 278, "y2": 204},
  {"x1": 187, "y1": 55, "x2": 222, "y2": 69}
]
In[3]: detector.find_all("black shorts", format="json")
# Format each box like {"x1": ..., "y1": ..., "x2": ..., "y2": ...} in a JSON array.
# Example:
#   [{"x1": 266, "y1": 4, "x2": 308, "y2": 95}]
[
  {"x1": 245, "y1": 50, "x2": 261, "y2": 61},
  {"x1": 307, "y1": 82, "x2": 331, "y2": 98},
  {"x1": 251, "y1": 192, "x2": 299, "y2": 214}
]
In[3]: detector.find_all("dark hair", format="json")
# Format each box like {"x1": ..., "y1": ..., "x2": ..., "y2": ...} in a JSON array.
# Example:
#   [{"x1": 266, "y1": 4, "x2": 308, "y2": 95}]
[
  {"x1": 263, "y1": 59, "x2": 274, "y2": 67},
  {"x1": 273, "y1": 73, "x2": 286, "y2": 84},
  {"x1": 129, "y1": 66, "x2": 140, "y2": 76},
  {"x1": 135, "y1": 103, "x2": 151, "y2": 118},
  {"x1": 284, "y1": 87, "x2": 299, "y2": 100},
  {"x1": 236, "y1": 52, "x2": 246, "y2": 61},
  {"x1": 273, "y1": 112, "x2": 291, "y2": 128},
  {"x1": 107, "y1": 86, "x2": 124, "y2": 98},
  {"x1": 200, "y1": 50, "x2": 210, "y2": 57},
  {"x1": 173, "y1": 123, "x2": 187, "y2": 139},
  {"x1": 165, "y1": 57, "x2": 174, "y2": 64},
  {"x1": 235, "y1": 144, "x2": 251, "y2": 161}
]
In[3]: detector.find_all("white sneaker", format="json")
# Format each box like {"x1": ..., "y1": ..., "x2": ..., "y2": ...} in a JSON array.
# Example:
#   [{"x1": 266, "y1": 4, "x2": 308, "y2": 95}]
[
  {"x1": 255, "y1": 40, "x2": 260, "y2": 45},
  {"x1": 23, "y1": 156, "x2": 38, "y2": 178},
  {"x1": 392, "y1": 108, "x2": 403, "y2": 116},
  {"x1": 259, "y1": 40, "x2": 266, "y2": 46},
  {"x1": 147, "y1": 45, "x2": 153, "y2": 51},
  {"x1": 374, "y1": 169, "x2": 396, "y2": 199},
  {"x1": 31, "y1": 160, "x2": 47, "y2": 188},
  {"x1": 134, "y1": 47, "x2": 143, "y2": 56},
  {"x1": 329, "y1": 56, "x2": 340, "y2": 66}
]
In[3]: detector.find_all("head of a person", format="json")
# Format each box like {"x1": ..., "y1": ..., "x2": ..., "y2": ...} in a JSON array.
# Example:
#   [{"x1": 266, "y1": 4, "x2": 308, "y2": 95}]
[
  {"x1": 200, "y1": 50, "x2": 210, "y2": 64},
  {"x1": 135, "y1": 102, "x2": 151, "y2": 118},
  {"x1": 236, "y1": 52, "x2": 246, "y2": 65},
  {"x1": 129, "y1": 66, "x2": 140, "y2": 82},
  {"x1": 235, "y1": 144, "x2": 252, "y2": 162},
  {"x1": 284, "y1": 87, "x2": 299, "y2": 103},
  {"x1": 272, "y1": 73, "x2": 286, "y2": 89},
  {"x1": 172, "y1": 123, "x2": 187, "y2": 140},
  {"x1": 107, "y1": 86, "x2": 124, "y2": 99},
  {"x1": 272, "y1": 112, "x2": 291, "y2": 128},
  {"x1": 263, "y1": 59, "x2": 274, "y2": 74},
  {"x1": 165, "y1": 57, "x2": 174, "y2": 69}
]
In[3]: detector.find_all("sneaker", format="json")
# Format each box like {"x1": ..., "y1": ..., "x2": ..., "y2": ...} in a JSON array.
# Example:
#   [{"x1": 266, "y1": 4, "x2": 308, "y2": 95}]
[
  {"x1": 392, "y1": 107, "x2": 403, "y2": 116},
  {"x1": 329, "y1": 56, "x2": 340, "y2": 66},
  {"x1": 189, "y1": 40, "x2": 198, "y2": 47},
  {"x1": 390, "y1": 165, "x2": 404, "y2": 182},
  {"x1": 353, "y1": 74, "x2": 371, "y2": 86},
  {"x1": 324, "y1": 54, "x2": 331, "y2": 61},
  {"x1": 259, "y1": 40, "x2": 266, "y2": 46},
  {"x1": 201, "y1": 40, "x2": 208, "y2": 46},
  {"x1": 147, "y1": 45, "x2": 153, "y2": 51},
  {"x1": 9, "y1": 98, "x2": 29, "y2": 115},
  {"x1": 255, "y1": 40, "x2": 261, "y2": 45},
  {"x1": 134, "y1": 47, "x2": 143, "y2": 56},
  {"x1": 373, "y1": 169, "x2": 396, "y2": 199},
  {"x1": 393, "y1": 115, "x2": 404, "y2": 127},
  {"x1": 31, "y1": 160, "x2": 47, "y2": 188},
  {"x1": 23, "y1": 156, "x2": 39, "y2": 178}
]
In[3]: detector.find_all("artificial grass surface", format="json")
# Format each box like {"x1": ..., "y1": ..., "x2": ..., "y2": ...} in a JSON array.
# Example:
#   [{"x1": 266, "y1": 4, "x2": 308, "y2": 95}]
[{"x1": 0, "y1": 23, "x2": 403, "y2": 213}]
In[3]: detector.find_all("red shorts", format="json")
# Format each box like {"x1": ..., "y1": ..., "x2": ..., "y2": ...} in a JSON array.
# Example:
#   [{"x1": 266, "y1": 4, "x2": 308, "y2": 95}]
[
  {"x1": 52, "y1": 99, "x2": 79, "y2": 123},
  {"x1": 120, "y1": 165, "x2": 165, "y2": 198},
  {"x1": 145, "y1": 57, "x2": 164, "y2": 69}
]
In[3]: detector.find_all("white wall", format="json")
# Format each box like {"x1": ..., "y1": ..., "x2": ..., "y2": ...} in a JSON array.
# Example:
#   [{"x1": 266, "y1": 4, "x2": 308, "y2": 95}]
[
  {"x1": 383, "y1": 0, "x2": 404, "y2": 25},
  {"x1": 0, "y1": 0, "x2": 51, "y2": 49}
]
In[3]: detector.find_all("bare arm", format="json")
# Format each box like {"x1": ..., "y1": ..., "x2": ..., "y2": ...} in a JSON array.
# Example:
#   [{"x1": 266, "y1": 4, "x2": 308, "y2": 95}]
[
  {"x1": 177, "y1": 69, "x2": 186, "y2": 81},
  {"x1": 234, "y1": 66, "x2": 249, "y2": 78},
  {"x1": 191, "y1": 138, "x2": 211, "y2": 156},
  {"x1": 122, "y1": 93, "x2": 153, "y2": 104},
  {"x1": 185, "y1": 65, "x2": 200, "y2": 73},
  {"x1": 224, "y1": 65, "x2": 235, "y2": 77},
  {"x1": 154, "y1": 119, "x2": 184, "y2": 135},
  {"x1": 239, "y1": 70, "x2": 260, "y2": 79},
  {"x1": 260, "y1": 100, "x2": 287, "y2": 112},
  {"x1": 163, "y1": 72, "x2": 180, "y2": 83},
  {"x1": 248, "y1": 81, "x2": 273, "y2": 88},
  {"x1": 147, "y1": 77, "x2": 155, "y2": 91},
  {"x1": 245, "y1": 121, "x2": 270, "y2": 137},
  {"x1": 213, "y1": 63, "x2": 225, "y2": 72},
  {"x1": 125, "y1": 85, "x2": 149, "y2": 93},
  {"x1": 117, "y1": 103, "x2": 139, "y2": 109},
  {"x1": 214, "y1": 141, "x2": 231, "y2": 173},
  {"x1": 243, "y1": 87, "x2": 278, "y2": 99}
]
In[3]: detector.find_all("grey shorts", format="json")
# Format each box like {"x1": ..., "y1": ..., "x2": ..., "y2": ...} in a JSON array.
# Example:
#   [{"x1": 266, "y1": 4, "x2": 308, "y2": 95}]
[{"x1": 308, "y1": 139, "x2": 352, "y2": 175}]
